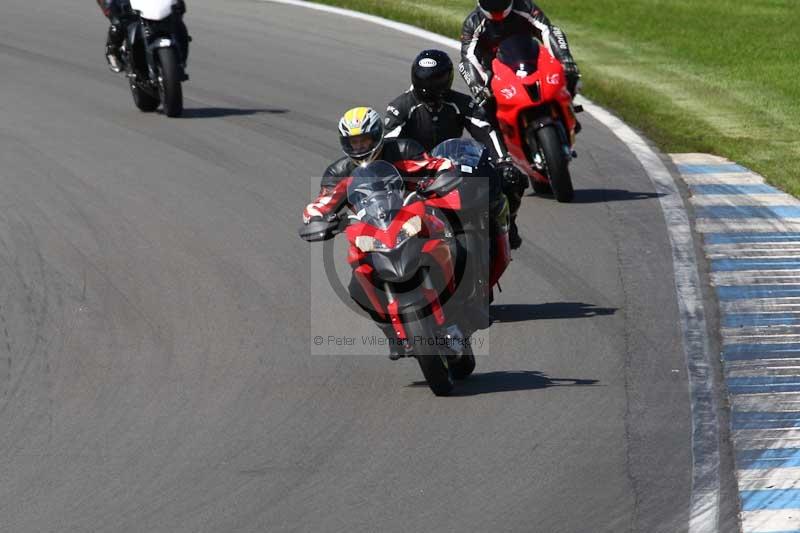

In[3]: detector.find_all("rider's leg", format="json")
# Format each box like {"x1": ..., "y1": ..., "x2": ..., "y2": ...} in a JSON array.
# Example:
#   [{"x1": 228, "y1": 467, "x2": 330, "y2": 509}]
[{"x1": 105, "y1": 20, "x2": 125, "y2": 72}]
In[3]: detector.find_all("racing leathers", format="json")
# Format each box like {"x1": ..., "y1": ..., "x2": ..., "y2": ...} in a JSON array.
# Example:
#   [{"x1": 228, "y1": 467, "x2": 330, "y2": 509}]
[
  {"x1": 302, "y1": 138, "x2": 453, "y2": 224},
  {"x1": 459, "y1": 0, "x2": 580, "y2": 101},
  {"x1": 385, "y1": 88, "x2": 507, "y2": 161},
  {"x1": 385, "y1": 89, "x2": 526, "y2": 248}
]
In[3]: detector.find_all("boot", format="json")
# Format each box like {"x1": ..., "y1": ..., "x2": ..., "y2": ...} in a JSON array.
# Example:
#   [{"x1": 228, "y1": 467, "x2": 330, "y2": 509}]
[
  {"x1": 509, "y1": 215, "x2": 522, "y2": 250},
  {"x1": 105, "y1": 23, "x2": 124, "y2": 73},
  {"x1": 105, "y1": 45, "x2": 123, "y2": 73}
]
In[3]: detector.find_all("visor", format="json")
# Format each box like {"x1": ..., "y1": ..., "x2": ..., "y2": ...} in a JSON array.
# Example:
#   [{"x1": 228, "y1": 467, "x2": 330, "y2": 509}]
[
  {"x1": 479, "y1": 5, "x2": 512, "y2": 21},
  {"x1": 341, "y1": 132, "x2": 382, "y2": 159}
]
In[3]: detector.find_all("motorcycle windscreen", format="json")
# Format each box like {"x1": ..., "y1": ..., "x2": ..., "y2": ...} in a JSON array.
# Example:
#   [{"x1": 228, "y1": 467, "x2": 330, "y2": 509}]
[
  {"x1": 430, "y1": 138, "x2": 486, "y2": 169},
  {"x1": 348, "y1": 161, "x2": 405, "y2": 230},
  {"x1": 129, "y1": 0, "x2": 176, "y2": 20},
  {"x1": 496, "y1": 34, "x2": 541, "y2": 77},
  {"x1": 431, "y1": 138, "x2": 495, "y2": 213}
]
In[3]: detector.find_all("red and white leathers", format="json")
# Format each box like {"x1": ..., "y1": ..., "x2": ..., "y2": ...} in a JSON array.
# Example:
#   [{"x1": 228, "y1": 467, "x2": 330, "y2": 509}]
[{"x1": 303, "y1": 138, "x2": 453, "y2": 224}]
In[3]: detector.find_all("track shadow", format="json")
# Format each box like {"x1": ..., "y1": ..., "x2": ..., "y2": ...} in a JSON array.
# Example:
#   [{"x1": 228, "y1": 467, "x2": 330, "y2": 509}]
[
  {"x1": 491, "y1": 302, "x2": 617, "y2": 323},
  {"x1": 180, "y1": 107, "x2": 289, "y2": 118},
  {"x1": 570, "y1": 188, "x2": 665, "y2": 204},
  {"x1": 409, "y1": 371, "x2": 599, "y2": 396}
]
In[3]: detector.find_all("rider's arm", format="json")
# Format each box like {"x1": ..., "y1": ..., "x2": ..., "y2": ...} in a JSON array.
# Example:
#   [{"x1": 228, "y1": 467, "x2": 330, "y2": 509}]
[
  {"x1": 302, "y1": 164, "x2": 353, "y2": 224},
  {"x1": 384, "y1": 94, "x2": 410, "y2": 139},
  {"x1": 515, "y1": 1, "x2": 577, "y2": 66},
  {"x1": 458, "y1": 93, "x2": 509, "y2": 161},
  {"x1": 458, "y1": 12, "x2": 492, "y2": 99},
  {"x1": 393, "y1": 139, "x2": 453, "y2": 182}
]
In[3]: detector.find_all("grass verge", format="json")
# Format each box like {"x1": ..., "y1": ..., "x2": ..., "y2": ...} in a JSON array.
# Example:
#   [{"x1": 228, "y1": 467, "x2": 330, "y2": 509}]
[{"x1": 305, "y1": 0, "x2": 800, "y2": 195}]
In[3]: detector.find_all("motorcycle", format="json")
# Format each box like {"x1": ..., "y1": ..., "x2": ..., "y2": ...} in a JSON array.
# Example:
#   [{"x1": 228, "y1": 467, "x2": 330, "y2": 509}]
[
  {"x1": 120, "y1": 0, "x2": 189, "y2": 117},
  {"x1": 299, "y1": 139, "x2": 511, "y2": 396},
  {"x1": 490, "y1": 34, "x2": 582, "y2": 202}
]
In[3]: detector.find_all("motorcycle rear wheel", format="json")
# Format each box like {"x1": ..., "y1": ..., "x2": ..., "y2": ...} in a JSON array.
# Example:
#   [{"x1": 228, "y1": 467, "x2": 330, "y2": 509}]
[{"x1": 131, "y1": 83, "x2": 159, "y2": 113}]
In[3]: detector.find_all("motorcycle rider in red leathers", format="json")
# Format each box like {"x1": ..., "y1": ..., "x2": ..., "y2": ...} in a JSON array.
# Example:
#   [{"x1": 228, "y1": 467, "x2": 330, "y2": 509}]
[
  {"x1": 302, "y1": 107, "x2": 454, "y2": 225},
  {"x1": 302, "y1": 107, "x2": 510, "y2": 358}
]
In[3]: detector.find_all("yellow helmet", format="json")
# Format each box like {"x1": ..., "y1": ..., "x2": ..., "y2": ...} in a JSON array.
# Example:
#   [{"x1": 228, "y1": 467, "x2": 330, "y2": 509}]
[{"x1": 338, "y1": 107, "x2": 385, "y2": 164}]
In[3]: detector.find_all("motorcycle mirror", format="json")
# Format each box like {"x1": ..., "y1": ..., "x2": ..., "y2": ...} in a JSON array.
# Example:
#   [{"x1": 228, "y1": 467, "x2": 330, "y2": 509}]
[{"x1": 425, "y1": 172, "x2": 463, "y2": 197}]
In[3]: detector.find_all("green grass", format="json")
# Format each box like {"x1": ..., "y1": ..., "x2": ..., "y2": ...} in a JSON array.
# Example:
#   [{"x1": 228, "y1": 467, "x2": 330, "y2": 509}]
[{"x1": 308, "y1": 0, "x2": 800, "y2": 195}]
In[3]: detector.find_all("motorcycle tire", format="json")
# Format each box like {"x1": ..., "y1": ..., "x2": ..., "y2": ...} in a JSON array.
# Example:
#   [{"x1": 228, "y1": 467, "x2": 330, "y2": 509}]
[
  {"x1": 131, "y1": 83, "x2": 159, "y2": 113},
  {"x1": 157, "y1": 48, "x2": 183, "y2": 118},
  {"x1": 531, "y1": 126, "x2": 574, "y2": 203},
  {"x1": 407, "y1": 312, "x2": 454, "y2": 396},
  {"x1": 450, "y1": 342, "x2": 475, "y2": 380}
]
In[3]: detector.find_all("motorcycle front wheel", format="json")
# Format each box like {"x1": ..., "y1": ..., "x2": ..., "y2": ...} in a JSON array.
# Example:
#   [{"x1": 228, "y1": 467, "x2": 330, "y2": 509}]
[
  {"x1": 407, "y1": 311, "x2": 454, "y2": 396},
  {"x1": 530, "y1": 125, "x2": 574, "y2": 203},
  {"x1": 450, "y1": 342, "x2": 475, "y2": 380},
  {"x1": 157, "y1": 47, "x2": 183, "y2": 118}
]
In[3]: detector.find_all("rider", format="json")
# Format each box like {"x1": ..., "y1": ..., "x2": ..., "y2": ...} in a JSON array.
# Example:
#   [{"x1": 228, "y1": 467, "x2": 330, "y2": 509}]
[
  {"x1": 385, "y1": 49, "x2": 525, "y2": 249},
  {"x1": 302, "y1": 107, "x2": 509, "y2": 358},
  {"x1": 302, "y1": 107, "x2": 454, "y2": 225},
  {"x1": 460, "y1": 0, "x2": 581, "y2": 136},
  {"x1": 97, "y1": 0, "x2": 190, "y2": 73}
]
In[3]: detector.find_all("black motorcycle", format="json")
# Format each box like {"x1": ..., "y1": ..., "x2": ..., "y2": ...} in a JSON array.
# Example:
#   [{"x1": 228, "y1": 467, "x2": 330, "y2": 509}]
[{"x1": 120, "y1": 0, "x2": 189, "y2": 117}]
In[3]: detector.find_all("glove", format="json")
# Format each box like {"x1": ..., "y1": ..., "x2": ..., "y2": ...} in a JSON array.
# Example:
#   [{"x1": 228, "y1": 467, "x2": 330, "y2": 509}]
[
  {"x1": 563, "y1": 61, "x2": 581, "y2": 97},
  {"x1": 496, "y1": 158, "x2": 526, "y2": 192},
  {"x1": 474, "y1": 86, "x2": 494, "y2": 109},
  {"x1": 416, "y1": 176, "x2": 436, "y2": 196}
]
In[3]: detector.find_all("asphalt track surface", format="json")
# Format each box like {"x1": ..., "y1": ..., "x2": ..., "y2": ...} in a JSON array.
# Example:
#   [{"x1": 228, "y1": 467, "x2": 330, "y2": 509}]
[{"x1": 0, "y1": 1, "x2": 735, "y2": 532}]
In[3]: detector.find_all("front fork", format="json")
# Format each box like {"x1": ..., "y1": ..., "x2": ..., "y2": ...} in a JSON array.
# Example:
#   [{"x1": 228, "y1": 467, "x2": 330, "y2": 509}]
[{"x1": 125, "y1": 21, "x2": 186, "y2": 84}]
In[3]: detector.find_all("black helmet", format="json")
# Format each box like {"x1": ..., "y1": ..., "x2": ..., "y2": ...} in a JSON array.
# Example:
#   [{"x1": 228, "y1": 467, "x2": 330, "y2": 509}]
[
  {"x1": 478, "y1": 0, "x2": 513, "y2": 21},
  {"x1": 411, "y1": 50, "x2": 454, "y2": 104}
]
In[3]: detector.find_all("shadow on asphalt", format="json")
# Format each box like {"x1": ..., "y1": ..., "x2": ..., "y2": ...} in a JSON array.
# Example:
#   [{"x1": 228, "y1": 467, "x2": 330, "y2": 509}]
[
  {"x1": 490, "y1": 302, "x2": 617, "y2": 323},
  {"x1": 409, "y1": 371, "x2": 599, "y2": 396},
  {"x1": 180, "y1": 107, "x2": 289, "y2": 118},
  {"x1": 570, "y1": 188, "x2": 665, "y2": 203}
]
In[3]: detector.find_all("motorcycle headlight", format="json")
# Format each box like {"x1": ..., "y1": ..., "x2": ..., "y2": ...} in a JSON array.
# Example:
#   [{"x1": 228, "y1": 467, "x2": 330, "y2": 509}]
[
  {"x1": 354, "y1": 216, "x2": 422, "y2": 252},
  {"x1": 355, "y1": 236, "x2": 390, "y2": 253},
  {"x1": 396, "y1": 216, "x2": 422, "y2": 246}
]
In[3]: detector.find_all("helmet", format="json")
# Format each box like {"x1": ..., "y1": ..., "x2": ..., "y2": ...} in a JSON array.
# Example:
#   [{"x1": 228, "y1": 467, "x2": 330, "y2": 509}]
[
  {"x1": 338, "y1": 107, "x2": 385, "y2": 164},
  {"x1": 478, "y1": 0, "x2": 513, "y2": 21},
  {"x1": 411, "y1": 50, "x2": 454, "y2": 104}
]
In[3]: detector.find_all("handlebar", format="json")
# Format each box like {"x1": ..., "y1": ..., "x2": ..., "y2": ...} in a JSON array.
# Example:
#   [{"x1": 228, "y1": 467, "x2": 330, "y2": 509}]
[{"x1": 298, "y1": 212, "x2": 348, "y2": 242}]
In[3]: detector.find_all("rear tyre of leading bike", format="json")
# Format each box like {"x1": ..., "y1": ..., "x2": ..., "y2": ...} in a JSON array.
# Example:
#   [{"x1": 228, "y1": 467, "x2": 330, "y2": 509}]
[{"x1": 131, "y1": 83, "x2": 159, "y2": 112}]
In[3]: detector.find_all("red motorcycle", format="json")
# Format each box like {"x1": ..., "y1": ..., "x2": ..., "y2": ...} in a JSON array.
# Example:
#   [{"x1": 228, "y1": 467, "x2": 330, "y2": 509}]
[
  {"x1": 490, "y1": 34, "x2": 581, "y2": 202},
  {"x1": 300, "y1": 140, "x2": 511, "y2": 396}
]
